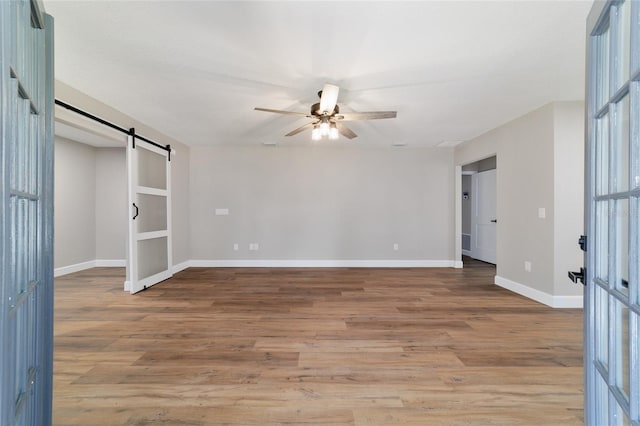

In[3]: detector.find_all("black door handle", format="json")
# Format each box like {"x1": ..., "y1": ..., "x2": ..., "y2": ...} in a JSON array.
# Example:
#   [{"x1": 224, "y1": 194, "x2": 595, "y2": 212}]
[
  {"x1": 490, "y1": 219, "x2": 497, "y2": 223},
  {"x1": 132, "y1": 203, "x2": 139, "y2": 220},
  {"x1": 568, "y1": 267, "x2": 585, "y2": 285}
]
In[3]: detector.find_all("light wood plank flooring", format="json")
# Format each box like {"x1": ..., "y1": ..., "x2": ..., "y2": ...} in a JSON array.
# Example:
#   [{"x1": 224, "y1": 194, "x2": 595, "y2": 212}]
[{"x1": 53, "y1": 259, "x2": 583, "y2": 425}]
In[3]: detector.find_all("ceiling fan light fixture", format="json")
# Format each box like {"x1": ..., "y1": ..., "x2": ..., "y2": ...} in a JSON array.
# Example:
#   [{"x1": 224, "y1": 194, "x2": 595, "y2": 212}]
[
  {"x1": 329, "y1": 123, "x2": 339, "y2": 140},
  {"x1": 311, "y1": 125, "x2": 321, "y2": 141},
  {"x1": 254, "y1": 83, "x2": 396, "y2": 141},
  {"x1": 319, "y1": 120, "x2": 330, "y2": 136}
]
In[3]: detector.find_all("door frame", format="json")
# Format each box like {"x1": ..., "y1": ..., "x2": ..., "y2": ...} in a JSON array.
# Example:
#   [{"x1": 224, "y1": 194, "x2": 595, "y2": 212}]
[{"x1": 454, "y1": 154, "x2": 498, "y2": 268}]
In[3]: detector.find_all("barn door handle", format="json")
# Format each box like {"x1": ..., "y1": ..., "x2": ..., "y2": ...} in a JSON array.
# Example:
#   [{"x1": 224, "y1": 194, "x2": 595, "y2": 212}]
[{"x1": 132, "y1": 203, "x2": 139, "y2": 220}]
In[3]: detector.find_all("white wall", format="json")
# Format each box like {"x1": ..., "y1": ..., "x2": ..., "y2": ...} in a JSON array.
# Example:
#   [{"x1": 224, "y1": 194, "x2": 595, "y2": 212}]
[
  {"x1": 189, "y1": 145, "x2": 454, "y2": 264},
  {"x1": 171, "y1": 144, "x2": 190, "y2": 267},
  {"x1": 553, "y1": 102, "x2": 585, "y2": 297},
  {"x1": 55, "y1": 139, "x2": 128, "y2": 271},
  {"x1": 54, "y1": 137, "x2": 96, "y2": 269},
  {"x1": 95, "y1": 148, "x2": 127, "y2": 261},
  {"x1": 455, "y1": 101, "x2": 584, "y2": 306}
]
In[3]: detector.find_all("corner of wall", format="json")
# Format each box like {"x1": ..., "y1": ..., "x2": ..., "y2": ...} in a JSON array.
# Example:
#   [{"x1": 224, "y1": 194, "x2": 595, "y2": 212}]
[{"x1": 552, "y1": 101, "x2": 585, "y2": 298}]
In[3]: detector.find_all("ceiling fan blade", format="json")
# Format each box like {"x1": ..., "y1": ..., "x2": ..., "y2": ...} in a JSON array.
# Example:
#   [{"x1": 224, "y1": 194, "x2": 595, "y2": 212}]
[
  {"x1": 255, "y1": 107, "x2": 309, "y2": 117},
  {"x1": 337, "y1": 111, "x2": 397, "y2": 121},
  {"x1": 319, "y1": 84, "x2": 340, "y2": 114},
  {"x1": 285, "y1": 122, "x2": 316, "y2": 137},
  {"x1": 336, "y1": 122, "x2": 357, "y2": 139}
]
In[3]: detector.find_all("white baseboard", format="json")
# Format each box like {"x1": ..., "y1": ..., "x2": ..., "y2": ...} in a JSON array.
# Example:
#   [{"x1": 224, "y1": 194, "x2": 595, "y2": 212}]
[
  {"x1": 494, "y1": 275, "x2": 583, "y2": 308},
  {"x1": 54, "y1": 260, "x2": 95, "y2": 277},
  {"x1": 55, "y1": 259, "x2": 125, "y2": 277},
  {"x1": 461, "y1": 249, "x2": 472, "y2": 256},
  {"x1": 59, "y1": 258, "x2": 463, "y2": 286},
  {"x1": 173, "y1": 260, "x2": 190, "y2": 274},
  {"x1": 189, "y1": 259, "x2": 457, "y2": 268},
  {"x1": 453, "y1": 260, "x2": 463, "y2": 269},
  {"x1": 95, "y1": 259, "x2": 126, "y2": 267},
  {"x1": 551, "y1": 295, "x2": 584, "y2": 309}
]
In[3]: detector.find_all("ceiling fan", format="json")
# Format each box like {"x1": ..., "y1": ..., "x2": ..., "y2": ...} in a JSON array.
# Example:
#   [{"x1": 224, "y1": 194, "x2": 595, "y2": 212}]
[{"x1": 254, "y1": 83, "x2": 397, "y2": 140}]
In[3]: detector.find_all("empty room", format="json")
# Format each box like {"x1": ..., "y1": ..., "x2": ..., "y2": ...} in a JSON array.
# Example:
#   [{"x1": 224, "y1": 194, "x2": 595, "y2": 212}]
[{"x1": 2, "y1": 1, "x2": 639, "y2": 425}]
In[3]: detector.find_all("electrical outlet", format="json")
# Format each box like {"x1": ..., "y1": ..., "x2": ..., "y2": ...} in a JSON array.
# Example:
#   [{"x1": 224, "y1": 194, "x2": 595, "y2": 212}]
[
  {"x1": 538, "y1": 207, "x2": 546, "y2": 219},
  {"x1": 249, "y1": 243, "x2": 259, "y2": 251},
  {"x1": 233, "y1": 243, "x2": 239, "y2": 251},
  {"x1": 215, "y1": 208, "x2": 229, "y2": 216},
  {"x1": 524, "y1": 261, "x2": 532, "y2": 272},
  {"x1": 393, "y1": 243, "x2": 399, "y2": 251}
]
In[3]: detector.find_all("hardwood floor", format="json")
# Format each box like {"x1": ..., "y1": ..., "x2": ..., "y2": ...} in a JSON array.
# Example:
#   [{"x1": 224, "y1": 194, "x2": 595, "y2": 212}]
[{"x1": 53, "y1": 260, "x2": 583, "y2": 425}]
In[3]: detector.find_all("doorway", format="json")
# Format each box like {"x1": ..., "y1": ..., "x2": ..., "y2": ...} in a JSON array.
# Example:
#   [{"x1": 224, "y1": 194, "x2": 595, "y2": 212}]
[
  {"x1": 460, "y1": 156, "x2": 497, "y2": 266},
  {"x1": 54, "y1": 113, "x2": 128, "y2": 276}
]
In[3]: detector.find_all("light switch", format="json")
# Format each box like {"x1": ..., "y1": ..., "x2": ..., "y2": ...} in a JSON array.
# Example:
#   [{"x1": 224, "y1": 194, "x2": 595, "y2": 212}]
[
  {"x1": 538, "y1": 207, "x2": 546, "y2": 219},
  {"x1": 215, "y1": 208, "x2": 229, "y2": 216}
]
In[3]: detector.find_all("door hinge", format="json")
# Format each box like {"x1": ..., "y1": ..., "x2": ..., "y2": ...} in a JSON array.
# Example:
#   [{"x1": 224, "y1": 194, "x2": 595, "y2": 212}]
[
  {"x1": 578, "y1": 235, "x2": 587, "y2": 252},
  {"x1": 568, "y1": 267, "x2": 586, "y2": 285}
]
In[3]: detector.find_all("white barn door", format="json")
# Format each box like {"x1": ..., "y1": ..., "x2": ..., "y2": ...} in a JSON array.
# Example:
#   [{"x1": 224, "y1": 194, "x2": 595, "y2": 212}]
[{"x1": 126, "y1": 134, "x2": 172, "y2": 294}]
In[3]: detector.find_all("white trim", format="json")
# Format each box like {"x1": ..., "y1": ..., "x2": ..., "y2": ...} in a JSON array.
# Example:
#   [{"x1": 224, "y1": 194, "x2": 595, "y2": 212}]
[
  {"x1": 494, "y1": 275, "x2": 583, "y2": 308},
  {"x1": 551, "y1": 295, "x2": 584, "y2": 309},
  {"x1": 173, "y1": 260, "x2": 190, "y2": 274},
  {"x1": 137, "y1": 230, "x2": 169, "y2": 241},
  {"x1": 54, "y1": 260, "x2": 95, "y2": 277},
  {"x1": 55, "y1": 259, "x2": 126, "y2": 277},
  {"x1": 189, "y1": 259, "x2": 457, "y2": 268},
  {"x1": 453, "y1": 260, "x2": 463, "y2": 269},
  {"x1": 124, "y1": 280, "x2": 131, "y2": 292},
  {"x1": 454, "y1": 165, "x2": 462, "y2": 267},
  {"x1": 136, "y1": 186, "x2": 167, "y2": 196},
  {"x1": 95, "y1": 259, "x2": 126, "y2": 267}
]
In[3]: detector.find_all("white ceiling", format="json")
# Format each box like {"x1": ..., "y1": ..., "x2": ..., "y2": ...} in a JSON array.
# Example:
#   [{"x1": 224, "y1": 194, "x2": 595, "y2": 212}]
[{"x1": 45, "y1": 1, "x2": 592, "y2": 148}]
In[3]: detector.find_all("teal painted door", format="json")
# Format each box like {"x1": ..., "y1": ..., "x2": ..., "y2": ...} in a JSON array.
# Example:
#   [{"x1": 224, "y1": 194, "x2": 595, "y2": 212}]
[
  {"x1": 585, "y1": 0, "x2": 639, "y2": 424},
  {"x1": 0, "y1": 1, "x2": 54, "y2": 424}
]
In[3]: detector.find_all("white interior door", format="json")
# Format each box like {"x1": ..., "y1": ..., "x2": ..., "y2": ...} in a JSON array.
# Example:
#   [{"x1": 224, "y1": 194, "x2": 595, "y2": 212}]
[
  {"x1": 126, "y1": 135, "x2": 172, "y2": 294},
  {"x1": 471, "y1": 169, "x2": 497, "y2": 264}
]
